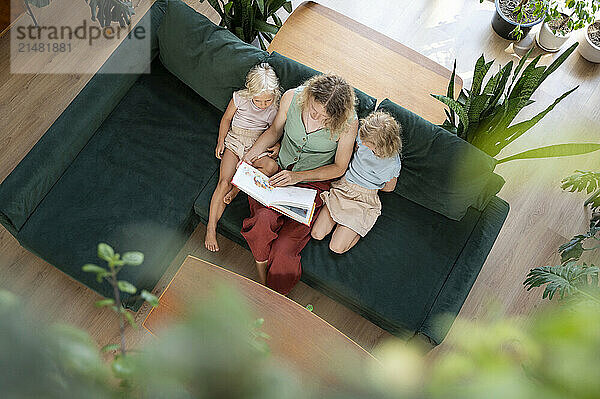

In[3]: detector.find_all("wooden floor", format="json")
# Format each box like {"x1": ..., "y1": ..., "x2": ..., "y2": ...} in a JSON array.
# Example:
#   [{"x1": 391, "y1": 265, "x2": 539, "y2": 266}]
[{"x1": 1, "y1": 0, "x2": 599, "y2": 365}]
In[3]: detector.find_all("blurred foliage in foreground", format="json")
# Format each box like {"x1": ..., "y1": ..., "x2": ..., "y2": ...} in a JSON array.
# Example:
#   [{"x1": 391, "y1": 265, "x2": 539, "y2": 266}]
[{"x1": 1, "y1": 288, "x2": 599, "y2": 399}]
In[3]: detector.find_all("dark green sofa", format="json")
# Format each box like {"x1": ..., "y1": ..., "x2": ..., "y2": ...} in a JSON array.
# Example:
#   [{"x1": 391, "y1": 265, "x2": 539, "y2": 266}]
[{"x1": 0, "y1": 0, "x2": 508, "y2": 345}]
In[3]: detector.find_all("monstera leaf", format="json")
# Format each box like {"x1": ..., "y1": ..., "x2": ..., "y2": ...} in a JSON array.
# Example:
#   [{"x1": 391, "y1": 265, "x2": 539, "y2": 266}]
[
  {"x1": 524, "y1": 263, "x2": 600, "y2": 302},
  {"x1": 562, "y1": 170, "x2": 600, "y2": 212}
]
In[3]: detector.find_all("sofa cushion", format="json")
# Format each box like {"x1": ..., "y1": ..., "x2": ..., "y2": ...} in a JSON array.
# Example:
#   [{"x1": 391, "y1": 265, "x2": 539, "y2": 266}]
[
  {"x1": 266, "y1": 51, "x2": 377, "y2": 119},
  {"x1": 16, "y1": 59, "x2": 221, "y2": 309},
  {"x1": 377, "y1": 99, "x2": 504, "y2": 220},
  {"x1": 157, "y1": 0, "x2": 268, "y2": 111},
  {"x1": 193, "y1": 171, "x2": 509, "y2": 343}
]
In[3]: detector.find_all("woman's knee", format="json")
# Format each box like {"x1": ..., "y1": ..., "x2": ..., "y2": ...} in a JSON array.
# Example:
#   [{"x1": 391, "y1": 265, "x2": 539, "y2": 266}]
[{"x1": 254, "y1": 156, "x2": 279, "y2": 176}]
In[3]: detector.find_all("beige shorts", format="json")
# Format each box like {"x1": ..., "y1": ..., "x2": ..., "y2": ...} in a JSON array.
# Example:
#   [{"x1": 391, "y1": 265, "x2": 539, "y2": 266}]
[
  {"x1": 320, "y1": 176, "x2": 382, "y2": 237},
  {"x1": 224, "y1": 125, "x2": 268, "y2": 160}
]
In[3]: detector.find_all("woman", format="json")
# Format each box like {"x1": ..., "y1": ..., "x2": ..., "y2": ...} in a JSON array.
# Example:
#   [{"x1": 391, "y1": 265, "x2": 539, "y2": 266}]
[{"x1": 242, "y1": 74, "x2": 358, "y2": 294}]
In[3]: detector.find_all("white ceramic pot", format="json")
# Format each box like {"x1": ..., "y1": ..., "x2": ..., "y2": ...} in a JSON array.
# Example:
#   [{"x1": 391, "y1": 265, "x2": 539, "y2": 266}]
[
  {"x1": 537, "y1": 22, "x2": 570, "y2": 52},
  {"x1": 578, "y1": 21, "x2": 600, "y2": 63}
]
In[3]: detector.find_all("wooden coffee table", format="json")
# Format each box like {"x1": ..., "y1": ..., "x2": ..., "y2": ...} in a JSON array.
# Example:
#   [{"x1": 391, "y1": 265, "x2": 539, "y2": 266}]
[{"x1": 143, "y1": 255, "x2": 376, "y2": 386}]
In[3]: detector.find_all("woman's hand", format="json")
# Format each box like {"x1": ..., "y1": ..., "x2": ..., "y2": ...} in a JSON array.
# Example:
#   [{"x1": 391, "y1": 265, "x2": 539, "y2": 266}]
[
  {"x1": 215, "y1": 140, "x2": 225, "y2": 159},
  {"x1": 266, "y1": 142, "x2": 281, "y2": 159},
  {"x1": 269, "y1": 170, "x2": 301, "y2": 187},
  {"x1": 243, "y1": 146, "x2": 262, "y2": 164}
]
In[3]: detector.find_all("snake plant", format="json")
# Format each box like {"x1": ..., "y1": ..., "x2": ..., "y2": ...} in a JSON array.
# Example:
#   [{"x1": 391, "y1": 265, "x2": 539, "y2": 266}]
[
  {"x1": 199, "y1": 0, "x2": 292, "y2": 50},
  {"x1": 433, "y1": 42, "x2": 600, "y2": 164}
]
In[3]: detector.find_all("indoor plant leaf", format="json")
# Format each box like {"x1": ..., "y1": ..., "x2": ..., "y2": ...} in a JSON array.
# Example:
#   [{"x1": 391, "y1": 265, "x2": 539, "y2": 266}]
[
  {"x1": 117, "y1": 281, "x2": 137, "y2": 294},
  {"x1": 140, "y1": 290, "x2": 159, "y2": 307},
  {"x1": 254, "y1": 19, "x2": 279, "y2": 34},
  {"x1": 97, "y1": 243, "x2": 115, "y2": 262},
  {"x1": 82, "y1": 264, "x2": 106, "y2": 274},
  {"x1": 496, "y1": 143, "x2": 600, "y2": 164},
  {"x1": 499, "y1": 86, "x2": 579, "y2": 148},
  {"x1": 122, "y1": 251, "x2": 144, "y2": 266},
  {"x1": 431, "y1": 94, "x2": 468, "y2": 137}
]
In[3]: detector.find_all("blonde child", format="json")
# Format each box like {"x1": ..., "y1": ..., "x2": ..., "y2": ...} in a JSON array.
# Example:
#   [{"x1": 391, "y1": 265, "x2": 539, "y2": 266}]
[
  {"x1": 311, "y1": 111, "x2": 402, "y2": 253},
  {"x1": 205, "y1": 63, "x2": 281, "y2": 252}
]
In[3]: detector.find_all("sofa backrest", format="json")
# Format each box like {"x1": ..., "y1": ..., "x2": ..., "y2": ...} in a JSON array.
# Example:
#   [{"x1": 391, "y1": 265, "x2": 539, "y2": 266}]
[
  {"x1": 157, "y1": 0, "x2": 268, "y2": 112},
  {"x1": 266, "y1": 52, "x2": 376, "y2": 119},
  {"x1": 377, "y1": 99, "x2": 505, "y2": 220},
  {"x1": 156, "y1": 0, "x2": 376, "y2": 118},
  {"x1": 156, "y1": 0, "x2": 502, "y2": 221}
]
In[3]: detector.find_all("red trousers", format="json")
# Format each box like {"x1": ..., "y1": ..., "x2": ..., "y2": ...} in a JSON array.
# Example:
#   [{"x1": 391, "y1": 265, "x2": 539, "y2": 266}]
[{"x1": 241, "y1": 180, "x2": 331, "y2": 295}]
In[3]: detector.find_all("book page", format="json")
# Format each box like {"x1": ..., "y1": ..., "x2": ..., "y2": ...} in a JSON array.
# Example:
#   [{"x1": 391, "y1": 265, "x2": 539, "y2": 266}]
[
  {"x1": 231, "y1": 162, "x2": 274, "y2": 205},
  {"x1": 271, "y1": 186, "x2": 316, "y2": 209}
]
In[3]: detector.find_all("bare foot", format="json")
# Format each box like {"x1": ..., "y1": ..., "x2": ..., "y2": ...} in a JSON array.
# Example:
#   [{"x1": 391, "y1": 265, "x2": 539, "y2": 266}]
[
  {"x1": 204, "y1": 228, "x2": 219, "y2": 252},
  {"x1": 255, "y1": 260, "x2": 268, "y2": 285},
  {"x1": 223, "y1": 187, "x2": 240, "y2": 204}
]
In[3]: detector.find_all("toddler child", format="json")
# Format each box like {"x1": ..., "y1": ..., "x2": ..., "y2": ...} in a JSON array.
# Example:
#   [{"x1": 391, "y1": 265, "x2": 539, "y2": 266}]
[
  {"x1": 205, "y1": 63, "x2": 281, "y2": 252},
  {"x1": 311, "y1": 111, "x2": 402, "y2": 253}
]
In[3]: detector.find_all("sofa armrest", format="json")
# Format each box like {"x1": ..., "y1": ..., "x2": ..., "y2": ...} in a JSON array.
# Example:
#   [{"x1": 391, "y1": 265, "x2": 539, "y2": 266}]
[
  {"x1": 0, "y1": 2, "x2": 166, "y2": 236},
  {"x1": 416, "y1": 196, "x2": 510, "y2": 345}
]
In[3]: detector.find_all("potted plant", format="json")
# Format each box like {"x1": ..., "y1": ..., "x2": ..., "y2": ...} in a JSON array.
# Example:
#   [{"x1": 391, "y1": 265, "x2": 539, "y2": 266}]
[
  {"x1": 489, "y1": 0, "x2": 546, "y2": 40},
  {"x1": 524, "y1": 170, "x2": 600, "y2": 302},
  {"x1": 432, "y1": 43, "x2": 600, "y2": 165},
  {"x1": 579, "y1": 19, "x2": 600, "y2": 62},
  {"x1": 24, "y1": 0, "x2": 135, "y2": 28},
  {"x1": 537, "y1": 1, "x2": 599, "y2": 52},
  {"x1": 200, "y1": 0, "x2": 293, "y2": 50}
]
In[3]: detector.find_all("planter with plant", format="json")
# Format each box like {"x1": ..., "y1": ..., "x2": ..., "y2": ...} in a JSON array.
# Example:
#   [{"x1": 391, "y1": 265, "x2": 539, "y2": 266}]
[
  {"x1": 524, "y1": 170, "x2": 600, "y2": 302},
  {"x1": 579, "y1": 19, "x2": 600, "y2": 62},
  {"x1": 81, "y1": 243, "x2": 159, "y2": 374},
  {"x1": 199, "y1": 0, "x2": 292, "y2": 50},
  {"x1": 536, "y1": 0, "x2": 598, "y2": 51},
  {"x1": 432, "y1": 43, "x2": 600, "y2": 166},
  {"x1": 24, "y1": 0, "x2": 135, "y2": 28},
  {"x1": 486, "y1": 0, "x2": 599, "y2": 49},
  {"x1": 489, "y1": 0, "x2": 546, "y2": 40}
]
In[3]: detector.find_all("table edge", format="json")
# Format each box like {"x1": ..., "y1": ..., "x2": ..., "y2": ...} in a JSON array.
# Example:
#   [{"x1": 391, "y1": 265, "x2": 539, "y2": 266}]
[{"x1": 142, "y1": 254, "x2": 377, "y2": 361}]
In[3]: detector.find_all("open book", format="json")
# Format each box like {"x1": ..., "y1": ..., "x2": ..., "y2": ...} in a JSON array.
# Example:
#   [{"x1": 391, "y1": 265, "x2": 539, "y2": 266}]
[{"x1": 231, "y1": 162, "x2": 317, "y2": 225}]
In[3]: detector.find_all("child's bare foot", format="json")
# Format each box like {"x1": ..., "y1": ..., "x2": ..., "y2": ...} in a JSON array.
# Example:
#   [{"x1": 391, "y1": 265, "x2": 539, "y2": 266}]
[
  {"x1": 255, "y1": 260, "x2": 268, "y2": 285},
  {"x1": 223, "y1": 187, "x2": 240, "y2": 204},
  {"x1": 204, "y1": 228, "x2": 219, "y2": 252}
]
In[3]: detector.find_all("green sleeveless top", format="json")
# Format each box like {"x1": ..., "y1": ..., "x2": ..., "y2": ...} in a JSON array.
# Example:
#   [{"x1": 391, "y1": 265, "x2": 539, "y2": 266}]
[{"x1": 278, "y1": 87, "x2": 355, "y2": 172}]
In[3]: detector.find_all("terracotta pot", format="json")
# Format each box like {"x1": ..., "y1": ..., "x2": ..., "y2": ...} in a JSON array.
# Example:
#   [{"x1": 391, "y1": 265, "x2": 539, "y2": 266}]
[{"x1": 578, "y1": 21, "x2": 600, "y2": 63}]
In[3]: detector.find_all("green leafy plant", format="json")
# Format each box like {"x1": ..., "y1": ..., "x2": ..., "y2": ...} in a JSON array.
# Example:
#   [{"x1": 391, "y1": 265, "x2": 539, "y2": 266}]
[
  {"x1": 199, "y1": 0, "x2": 292, "y2": 49},
  {"x1": 433, "y1": 43, "x2": 600, "y2": 164},
  {"x1": 524, "y1": 171, "x2": 600, "y2": 303},
  {"x1": 82, "y1": 243, "x2": 158, "y2": 361},
  {"x1": 3, "y1": 287, "x2": 600, "y2": 398},
  {"x1": 512, "y1": 0, "x2": 599, "y2": 40},
  {"x1": 562, "y1": 170, "x2": 600, "y2": 212}
]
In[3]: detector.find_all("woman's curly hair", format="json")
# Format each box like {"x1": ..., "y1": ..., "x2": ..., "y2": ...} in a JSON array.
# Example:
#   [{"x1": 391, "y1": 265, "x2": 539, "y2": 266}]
[
  {"x1": 359, "y1": 111, "x2": 402, "y2": 158},
  {"x1": 297, "y1": 74, "x2": 356, "y2": 139}
]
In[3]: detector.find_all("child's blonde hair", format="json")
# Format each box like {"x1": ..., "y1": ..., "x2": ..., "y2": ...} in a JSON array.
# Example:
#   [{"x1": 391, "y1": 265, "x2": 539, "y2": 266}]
[
  {"x1": 359, "y1": 111, "x2": 402, "y2": 158},
  {"x1": 236, "y1": 63, "x2": 281, "y2": 104},
  {"x1": 297, "y1": 74, "x2": 356, "y2": 140}
]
